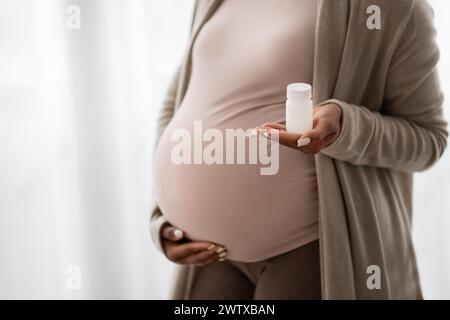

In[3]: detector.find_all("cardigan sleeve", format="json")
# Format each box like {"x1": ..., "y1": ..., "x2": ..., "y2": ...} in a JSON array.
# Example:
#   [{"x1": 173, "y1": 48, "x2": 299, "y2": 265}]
[
  {"x1": 149, "y1": 68, "x2": 179, "y2": 253},
  {"x1": 149, "y1": 1, "x2": 201, "y2": 253},
  {"x1": 320, "y1": 1, "x2": 448, "y2": 173}
]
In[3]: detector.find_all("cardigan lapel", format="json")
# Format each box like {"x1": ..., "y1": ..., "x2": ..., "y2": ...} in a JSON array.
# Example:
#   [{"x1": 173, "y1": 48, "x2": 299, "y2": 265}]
[
  {"x1": 190, "y1": 0, "x2": 224, "y2": 37},
  {"x1": 313, "y1": 0, "x2": 350, "y2": 104},
  {"x1": 312, "y1": 0, "x2": 356, "y2": 299}
]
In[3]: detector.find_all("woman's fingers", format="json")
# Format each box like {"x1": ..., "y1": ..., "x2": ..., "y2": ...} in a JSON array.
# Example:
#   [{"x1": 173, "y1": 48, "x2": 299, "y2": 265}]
[
  {"x1": 161, "y1": 224, "x2": 184, "y2": 241},
  {"x1": 254, "y1": 125, "x2": 301, "y2": 148},
  {"x1": 186, "y1": 246, "x2": 228, "y2": 266},
  {"x1": 299, "y1": 116, "x2": 340, "y2": 153},
  {"x1": 254, "y1": 103, "x2": 342, "y2": 154},
  {"x1": 259, "y1": 122, "x2": 286, "y2": 130},
  {"x1": 160, "y1": 222, "x2": 227, "y2": 266},
  {"x1": 163, "y1": 240, "x2": 227, "y2": 265},
  {"x1": 165, "y1": 241, "x2": 213, "y2": 260},
  {"x1": 277, "y1": 131, "x2": 302, "y2": 146}
]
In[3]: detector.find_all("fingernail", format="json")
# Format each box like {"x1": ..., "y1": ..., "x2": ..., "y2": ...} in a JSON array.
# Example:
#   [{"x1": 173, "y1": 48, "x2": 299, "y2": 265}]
[
  {"x1": 207, "y1": 244, "x2": 216, "y2": 250},
  {"x1": 216, "y1": 247, "x2": 226, "y2": 254},
  {"x1": 218, "y1": 252, "x2": 227, "y2": 258},
  {"x1": 173, "y1": 229, "x2": 184, "y2": 239},
  {"x1": 297, "y1": 137, "x2": 311, "y2": 147},
  {"x1": 219, "y1": 257, "x2": 226, "y2": 262}
]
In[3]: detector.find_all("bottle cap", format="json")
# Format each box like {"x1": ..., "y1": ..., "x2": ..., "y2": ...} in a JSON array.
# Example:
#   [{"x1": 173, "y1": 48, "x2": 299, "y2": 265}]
[{"x1": 287, "y1": 83, "x2": 312, "y2": 101}]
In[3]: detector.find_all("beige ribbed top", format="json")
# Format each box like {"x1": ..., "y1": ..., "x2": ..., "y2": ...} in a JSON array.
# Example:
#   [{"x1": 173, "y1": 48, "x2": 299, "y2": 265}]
[{"x1": 154, "y1": 0, "x2": 318, "y2": 262}]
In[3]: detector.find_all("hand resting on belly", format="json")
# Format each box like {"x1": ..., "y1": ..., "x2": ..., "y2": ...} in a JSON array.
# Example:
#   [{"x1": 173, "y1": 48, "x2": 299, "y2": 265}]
[{"x1": 160, "y1": 222, "x2": 228, "y2": 266}]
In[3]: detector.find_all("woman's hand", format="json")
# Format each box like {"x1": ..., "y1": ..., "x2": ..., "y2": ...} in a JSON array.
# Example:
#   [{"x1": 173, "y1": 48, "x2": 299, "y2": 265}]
[
  {"x1": 160, "y1": 222, "x2": 227, "y2": 266},
  {"x1": 254, "y1": 103, "x2": 342, "y2": 154}
]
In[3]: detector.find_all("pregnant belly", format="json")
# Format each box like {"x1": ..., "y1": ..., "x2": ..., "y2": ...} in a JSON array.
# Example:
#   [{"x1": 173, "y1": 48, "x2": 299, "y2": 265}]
[{"x1": 153, "y1": 107, "x2": 319, "y2": 262}]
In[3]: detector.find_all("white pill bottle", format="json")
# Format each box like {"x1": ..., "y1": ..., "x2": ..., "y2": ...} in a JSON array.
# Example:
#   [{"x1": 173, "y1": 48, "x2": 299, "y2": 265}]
[{"x1": 286, "y1": 83, "x2": 313, "y2": 134}]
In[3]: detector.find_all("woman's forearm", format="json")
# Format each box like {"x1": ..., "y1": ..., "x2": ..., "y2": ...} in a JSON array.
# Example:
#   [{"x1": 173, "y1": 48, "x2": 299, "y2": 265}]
[{"x1": 320, "y1": 97, "x2": 447, "y2": 173}]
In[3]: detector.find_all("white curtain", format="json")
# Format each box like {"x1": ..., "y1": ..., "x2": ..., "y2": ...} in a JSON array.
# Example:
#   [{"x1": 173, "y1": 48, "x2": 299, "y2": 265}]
[
  {"x1": 0, "y1": 0, "x2": 448, "y2": 299},
  {"x1": 414, "y1": 0, "x2": 450, "y2": 300},
  {"x1": 0, "y1": 0, "x2": 193, "y2": 299}
]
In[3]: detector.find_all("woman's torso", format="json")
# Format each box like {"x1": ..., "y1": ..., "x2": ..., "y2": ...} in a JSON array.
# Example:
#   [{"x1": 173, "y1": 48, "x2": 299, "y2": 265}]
[{"x1": 154, "y1": 0, "x2": 319, "y2": 262}]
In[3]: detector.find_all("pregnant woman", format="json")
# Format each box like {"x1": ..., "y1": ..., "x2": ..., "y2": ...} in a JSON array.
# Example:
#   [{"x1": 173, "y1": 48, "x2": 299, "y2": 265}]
[{"x1": 151, "y1": 0, "x2": 447, "y2": 299}]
